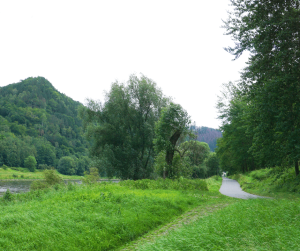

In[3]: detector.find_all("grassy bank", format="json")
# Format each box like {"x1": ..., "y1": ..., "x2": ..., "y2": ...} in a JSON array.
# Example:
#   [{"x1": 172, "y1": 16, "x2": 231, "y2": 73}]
[
  {"x1": 230, "y1": 166, "x2": 300, "y2": 199},
  {"x1": 0, "y1": 177, "x2": 233, "y2": 250},
  {"x1": 0, "y1": 167, "x2": 82, "y2": 180},
  {"x1": 125, "y1": 169, "x2": 300, "y2": 250},
  {"x1": 135, "y1": 198, "x2": 300, "y2": 250}
]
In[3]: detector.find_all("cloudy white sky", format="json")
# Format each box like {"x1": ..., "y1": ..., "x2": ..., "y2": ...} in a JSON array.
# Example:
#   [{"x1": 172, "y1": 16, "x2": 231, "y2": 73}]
[{"x1": 0, "y1": 0, "x2": 248, "y2": 129}]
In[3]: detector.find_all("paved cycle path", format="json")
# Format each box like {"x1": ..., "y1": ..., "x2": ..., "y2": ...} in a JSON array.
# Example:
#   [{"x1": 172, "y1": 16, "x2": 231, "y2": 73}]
[{"x1": 219, "y1": 177, "x2": 266, "y2": 199}]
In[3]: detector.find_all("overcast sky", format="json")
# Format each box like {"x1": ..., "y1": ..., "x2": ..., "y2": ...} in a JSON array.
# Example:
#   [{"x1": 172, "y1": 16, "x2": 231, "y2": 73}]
[{"x1": 0, "y1": 0, "x2": 248, "y2": 129}]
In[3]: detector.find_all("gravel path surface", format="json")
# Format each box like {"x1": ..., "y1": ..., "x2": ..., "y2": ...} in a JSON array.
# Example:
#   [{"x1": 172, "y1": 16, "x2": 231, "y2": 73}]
[{"x1": 219, "y1": 177, "x2": 266, "y2": 199}]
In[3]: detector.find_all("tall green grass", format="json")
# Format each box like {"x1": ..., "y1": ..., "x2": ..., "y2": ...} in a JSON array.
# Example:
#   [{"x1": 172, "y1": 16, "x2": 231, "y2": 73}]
[
  {"x1": 120, "y1": 178, "x2": 208, "y2": 191},
  {"x1": 0, "y1": 167, "x2": 82, "y2": 180},
  {"x1": 231, "y1": 166, "x2": 300, "y2": 198},
  {"x1": 0, "y1": 179, "x2": 222, "y2": 251},
  {"x1": 137, "y1": 198, "x2": 300, "y2": 250}
]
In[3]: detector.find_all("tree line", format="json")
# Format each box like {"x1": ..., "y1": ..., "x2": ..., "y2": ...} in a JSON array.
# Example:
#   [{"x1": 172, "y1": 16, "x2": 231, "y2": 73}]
[
  {"x1": 81, "y1": 75, "x2": 220, "y2": 180},
  {"x1": 216, "y1": 0, "x2": 300, "y2": 176}
]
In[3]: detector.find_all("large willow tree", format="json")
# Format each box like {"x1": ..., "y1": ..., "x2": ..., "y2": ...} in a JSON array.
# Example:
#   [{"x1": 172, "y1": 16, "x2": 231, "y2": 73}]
[{"x1": 81, "y1": 74, "x2": 169, "y2": 180}]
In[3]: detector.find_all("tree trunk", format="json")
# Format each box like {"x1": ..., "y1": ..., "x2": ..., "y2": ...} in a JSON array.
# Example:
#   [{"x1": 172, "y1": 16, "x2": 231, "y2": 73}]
[
  {"x1": 163, "y1": 130, "x2": 181, "y2": 179},
  {"x1": 295, "y1": 160, "x2": 299, "y2": 176}
]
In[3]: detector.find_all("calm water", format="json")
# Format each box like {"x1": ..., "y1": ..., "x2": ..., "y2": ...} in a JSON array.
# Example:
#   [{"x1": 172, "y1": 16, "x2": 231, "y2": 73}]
[{"x1": 0, "y1": 179, "x2": 119, "y2": 196}]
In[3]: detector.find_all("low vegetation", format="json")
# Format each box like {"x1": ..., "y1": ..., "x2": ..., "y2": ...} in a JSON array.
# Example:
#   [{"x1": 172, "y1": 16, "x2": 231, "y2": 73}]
[
  {"x1": 0, "y1": 176, "x2": 234, "y2": 250},
  {"x1": 127, "y1": 169, "x2": 300, "y2": 250},
  {"x1": 0, "y1": 166, "x2": 82, "y2": 180},
  {"x1": 230, "y1": 166, "x2": 300, "y2": 199}
]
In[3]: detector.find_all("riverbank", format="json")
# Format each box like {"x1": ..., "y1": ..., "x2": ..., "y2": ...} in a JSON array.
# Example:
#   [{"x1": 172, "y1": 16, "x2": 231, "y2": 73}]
[
  {"x1": 0, "y1": 177, "x2": 226, "y2": 250},
  {"x1": 0, "y1": 167, "x2": 83, "y2": 180}
]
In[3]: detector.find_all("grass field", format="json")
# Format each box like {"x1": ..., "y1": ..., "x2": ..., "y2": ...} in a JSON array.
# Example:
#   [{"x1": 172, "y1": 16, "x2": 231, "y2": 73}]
[
  {"x1": 122, "y1": 169, "x2": 300, "y2": 250},
  {"x1": 2, "y1": 169, "x2": 299, "y2": 250},
  {"x1": 0, "y1": 177, "x2": 233, "y2": 250},
  {"x1": 0, "y1": 167, "x2": 83, "y2": 180}
]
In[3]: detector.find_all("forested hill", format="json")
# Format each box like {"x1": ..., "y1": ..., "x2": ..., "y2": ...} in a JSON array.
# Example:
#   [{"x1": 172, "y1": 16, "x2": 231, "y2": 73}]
[
  {"x1": 191, "y1": 126, "x2": 222, "y2": 151},
  {"x1": 0, "y1": 77, "x2": 90, "y2": 175}
]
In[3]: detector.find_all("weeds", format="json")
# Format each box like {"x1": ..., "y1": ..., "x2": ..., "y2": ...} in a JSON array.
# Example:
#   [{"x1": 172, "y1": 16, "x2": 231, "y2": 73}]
[{"x1": 120, "y1": 178, "x2": 208, "y2": 191}]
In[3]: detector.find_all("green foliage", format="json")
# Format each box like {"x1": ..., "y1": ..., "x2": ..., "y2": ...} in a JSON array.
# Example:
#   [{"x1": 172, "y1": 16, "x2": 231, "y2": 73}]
[
  {"x1": 221, "y1": 1, "x2": 300, "y2": 176},
  {"x1": 30, "y1": 169, "x2": 63, "y2": 190},
  {"x1": 30, "y1": 180, "x2": 49, "y2": 190},
  {"x1": 82, "y1": 167, "x2": 99, "y2": 184},
  {"x1": 0, "y1": 183, "x2": 211, "y2": 250},
  {"x1": 3, "y1": 189, "x2": 13, "y2": 201},
  {"x1": 138, "y1": 199, "x2": 300, "y2": 251},
  {"x1": 44, "y1": 169, "x2": 63, "y2": 186},
  {"x1": 57, "y1": 156, "x2": 76, "y2": 175},
  {"x1": 154, "y1": 151, "x2": 192, "y2": 179},
  {"x1": 232, "y1": 167, "x2": 300, "y2": 196},
  {"x1": 205, "y1": 152, "x2": 220, "y2": 177},
  {"x1": 24, "y1": 156, "x2": 37, "y2": 172},
  {"x1": 120, "y1": 178, "x2": 208, "y2": 191},
  {"x1": 81, "y1": 74, "x2": 169, "y2": 180},
  {"x1": 0, "y1": 77, "x2": 91, "y2": 173},
  {"x1": 154, "y1": 103, "x2": 195, "y2": 178}
]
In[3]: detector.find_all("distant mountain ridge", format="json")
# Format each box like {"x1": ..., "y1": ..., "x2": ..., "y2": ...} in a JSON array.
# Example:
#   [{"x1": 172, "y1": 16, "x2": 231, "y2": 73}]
[
  {"x1": 0, "y1": 77, "x2": 90, "y2": 175},
  {"x1": 191, "y1": 126, "x2": 222, "y2": 151}
]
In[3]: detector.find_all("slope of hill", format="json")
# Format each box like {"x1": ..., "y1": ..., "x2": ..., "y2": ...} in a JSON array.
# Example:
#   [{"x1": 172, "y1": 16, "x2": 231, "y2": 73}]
[
  {"x1": 191, "y1": 126, "x2": 222, "y2": 151},
  {"x1": 0, "y1": 77, "x2": 90, "y2": 175}
]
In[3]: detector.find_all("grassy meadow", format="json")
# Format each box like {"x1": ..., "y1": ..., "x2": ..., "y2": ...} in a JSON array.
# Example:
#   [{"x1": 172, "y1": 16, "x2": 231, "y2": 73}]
[
  {"x1": 0, "y1": 177, "x2": 234, "y2": 250},
  {"x1": 1, "y1": 169, "x2": 300, "y2": 250},
  {"x1": 121, "y1": 168, "x2": 300, "y2": 250}
]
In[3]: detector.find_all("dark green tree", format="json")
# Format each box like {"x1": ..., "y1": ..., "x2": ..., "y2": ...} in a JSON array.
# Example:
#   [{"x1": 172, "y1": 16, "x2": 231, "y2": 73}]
[
  {"x1": 57, "y1": 156, "x2": 76, "y2": 175},
  {"x1": 154, "y1": 103, "x2": 194, "y2": 178},
  {"x1": 81, "y1": 74, "x2": 168, "y2": 180},
  {"x1": 223, "y1": 0, "x2": 300, "y2": 175},
  {"x1": 206, "y1": 152, "x2": 220, "y2": 177},
  {"x1": 24, "y1": 156, "x2": 37, "y2": 172}
]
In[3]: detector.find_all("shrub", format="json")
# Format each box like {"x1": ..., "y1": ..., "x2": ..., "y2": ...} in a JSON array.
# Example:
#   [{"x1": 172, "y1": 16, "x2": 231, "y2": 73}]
[
  {"x1": 82, "y1": 167, "x2": 99, "y2": 184},
  {"x1": 38, "y1": 164, "x2": 50, "y2": 170},
  {"x1": 30, "y1": 180, "x2": 49, "y2": 190},
  {"x1": 3, "y1": 189, "x2": 13, "y2": 201},
  {"x1": 44, "y1": 170, "x2": 63, "y2": 185},
  {"x1": 24, "y1": 156, "x2": 37, "y2": 172},
  {"x1": 120, "y1": 178, "x2": 208, "y2": 191},
  {"x1": 30, "y1": 170, "x2": 63, "y2": 191},
  {"x1": 2, "y1": 164, "x2": 8, "y2": 170}
]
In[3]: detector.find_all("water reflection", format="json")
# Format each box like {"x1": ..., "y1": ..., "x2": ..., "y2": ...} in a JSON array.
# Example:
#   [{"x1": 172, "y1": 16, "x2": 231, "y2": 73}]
[{"x1": 0, "y1": 179, "x2": 119, "y2": 196}]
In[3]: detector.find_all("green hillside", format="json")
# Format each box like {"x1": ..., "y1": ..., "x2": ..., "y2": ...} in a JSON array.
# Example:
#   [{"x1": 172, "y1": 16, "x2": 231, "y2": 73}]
[{"x1": 0, "y1": 77, "x2": 90, "y2": 175}]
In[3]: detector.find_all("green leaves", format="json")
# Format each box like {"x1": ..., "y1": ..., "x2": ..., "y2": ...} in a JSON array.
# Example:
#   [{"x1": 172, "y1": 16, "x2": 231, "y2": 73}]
[
  {"x1": 221, "y1": 1, "x2": 300, "y2": 175},
  {"x1": 82, "y1": 74, "x2": 168, "y2": 180}
]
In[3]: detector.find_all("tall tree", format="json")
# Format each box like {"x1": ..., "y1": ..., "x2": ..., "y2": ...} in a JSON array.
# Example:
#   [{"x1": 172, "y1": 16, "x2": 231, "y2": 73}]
[
  {"x1": 81, "y1": 74, "x2": 168, "y2": 180},
  {"x1": 154, "y1": 103, "x2": 194, "y2": 178},
  {"x1": 223, "y1": 0, "x2": 300, "y2": 175}
]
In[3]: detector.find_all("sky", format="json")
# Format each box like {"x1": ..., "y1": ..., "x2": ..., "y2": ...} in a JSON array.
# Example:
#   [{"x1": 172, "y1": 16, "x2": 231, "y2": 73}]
[{"x1": 0, "y1": 0, "x2": 249, "y2": 129}]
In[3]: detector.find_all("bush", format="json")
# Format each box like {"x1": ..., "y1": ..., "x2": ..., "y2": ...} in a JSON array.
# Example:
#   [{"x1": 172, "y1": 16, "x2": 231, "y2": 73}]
[
  {"x1": 82, "y1": 167, "x2": 99, "y2": 184},
  {"x1": 120, "y1": 178, "x2": 208, "y2": 191},
  {"x1": 38, "y1": 164, "x2": 51, "y2": 170},
  {"x1": 30, "y1": 170, "x2": 63, "y2": 191},
  {"x1": 24, "y1": 156, "x2": 37, "y2": 172},
  {"x1": 44, "y1": 170, "x2": 63, "y2": 185},
  {"x1": 3, "y1": 189, "x2": 13, "y2": 201},
  {"x1": 2, "y1": 164, "x2": 8, "y2": 170},
  {"x1": 30, "y1": 180, "x2": 49, "y2": 190}
]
